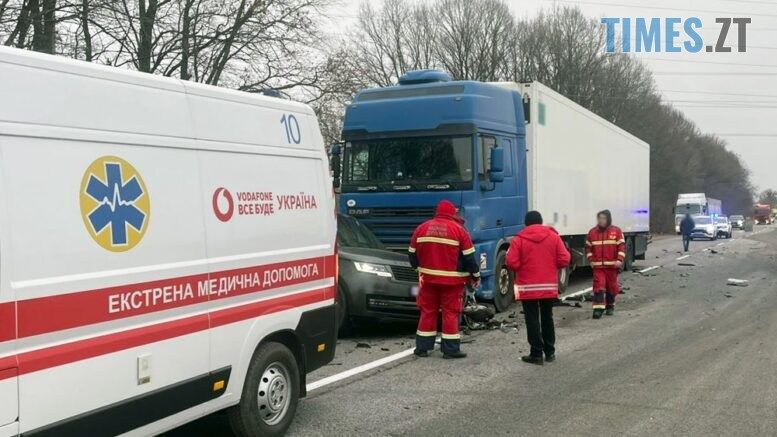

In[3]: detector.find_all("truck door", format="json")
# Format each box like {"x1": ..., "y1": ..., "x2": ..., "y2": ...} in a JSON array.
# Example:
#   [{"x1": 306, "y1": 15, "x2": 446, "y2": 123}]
[{"x1": 478, "y1": 134, "x2": 504, "y2": 230}]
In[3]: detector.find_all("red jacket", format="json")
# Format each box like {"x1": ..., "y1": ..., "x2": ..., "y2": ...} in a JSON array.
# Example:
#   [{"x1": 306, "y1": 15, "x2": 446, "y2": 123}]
[
  {"x1": 409, "y1": 201, "x2": 480, "y2": 285},
  {"x1": 585, "y1": 225, "x2": 625, "y2": 268},
  {"x1": 506, "y1": 225, "x2": 571, "y2": 300}
]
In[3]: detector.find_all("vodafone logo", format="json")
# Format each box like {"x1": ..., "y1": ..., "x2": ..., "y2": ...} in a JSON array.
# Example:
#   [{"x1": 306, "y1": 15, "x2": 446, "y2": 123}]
[{"x1": 212, "y1": 187, "x2": 234, "y2": 222}]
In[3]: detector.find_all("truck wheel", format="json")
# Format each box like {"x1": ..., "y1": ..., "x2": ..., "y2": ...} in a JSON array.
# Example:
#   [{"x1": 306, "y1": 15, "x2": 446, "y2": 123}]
[
  {"x1": 493, "y1": 251, "x2": 514, "y2": 313},
  {"x1": 228, "y1": 342, "x2": 300, "y2": 437},
  {"x1": 557, "y1": 266, "x2": 570, "y2": 293}
]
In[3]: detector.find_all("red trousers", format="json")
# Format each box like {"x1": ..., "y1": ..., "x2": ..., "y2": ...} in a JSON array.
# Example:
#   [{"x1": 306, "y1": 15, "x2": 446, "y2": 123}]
[
  {"x1": 416, "y1": 282, "x2": 464, "y2": 354},
  {"x1": 592, "y1": 268, "x2": 620, "y2": 309}
]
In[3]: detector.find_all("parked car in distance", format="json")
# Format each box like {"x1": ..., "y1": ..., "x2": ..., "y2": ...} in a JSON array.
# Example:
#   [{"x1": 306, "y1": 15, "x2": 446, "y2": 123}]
[
  {"x1": 730, "y1": 215, "x2": 745, "y2": 229},
  {"x1": 690, "y1": 215, "x2": 717, "y2": 240},
  {"x1": 336, "y1": 214, "x2": 419, "y2": 335},
  {"x1": 715, "y1": 216, "x2": 733, "y2": 239}
]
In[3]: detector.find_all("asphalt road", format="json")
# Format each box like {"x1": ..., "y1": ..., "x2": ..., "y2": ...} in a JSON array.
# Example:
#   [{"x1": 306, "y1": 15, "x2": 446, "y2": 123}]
[{"x1": 167, "y1": 226, "x2": 777, "y2": 436}]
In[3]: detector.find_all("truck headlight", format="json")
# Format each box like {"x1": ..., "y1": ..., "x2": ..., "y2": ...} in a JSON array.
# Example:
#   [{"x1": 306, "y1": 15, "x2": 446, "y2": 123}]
[{"x1": 354, "y1": 262, "x2": 393, "y2": 278}]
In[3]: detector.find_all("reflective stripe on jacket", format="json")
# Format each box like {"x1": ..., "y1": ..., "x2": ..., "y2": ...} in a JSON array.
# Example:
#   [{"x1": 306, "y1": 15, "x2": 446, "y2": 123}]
[
  {"x1": 585, "y1": 225, "x2": 626, "y2": 268},
  {"x1": 408, "y1": 214, "x2": 480, "y2": 285},
  {"x1": 505, "y1": 224, "x2": 571, "y2": 300}
]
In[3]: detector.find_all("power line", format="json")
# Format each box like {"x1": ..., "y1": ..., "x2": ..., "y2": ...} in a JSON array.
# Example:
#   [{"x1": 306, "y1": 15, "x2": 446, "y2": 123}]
[
  {"x1": 641, "y1": 57, "x2": 777, "y2": 68},
  {"x1": 667, "y1": 99, "x2": 777, "y2": 104},
  {"x1": 652, "y1": 72, "x2": 777, "y2": 75},
  {"x1": 713, "y1": 133, "x2": 777, "y2": 137},
  {"x1": 546, "y1": 0, "x2": 777, "y2": 18},
  {"x1": 661, "y1": 89, "x2": 777, "y2": 99},
  {"x1": 714, "y1": 0, "x2": 777, "y2": 5}
]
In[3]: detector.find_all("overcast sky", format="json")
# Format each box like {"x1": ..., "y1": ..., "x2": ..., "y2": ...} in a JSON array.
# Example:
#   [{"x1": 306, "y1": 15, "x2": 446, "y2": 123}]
[{"x1": 325, "y1": 0, "x2": 777, "y2": 193}]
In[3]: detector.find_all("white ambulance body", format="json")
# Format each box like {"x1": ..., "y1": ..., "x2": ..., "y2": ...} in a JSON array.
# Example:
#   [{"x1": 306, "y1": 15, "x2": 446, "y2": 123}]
[{"x1": 0, "y1": 47, "x2": 337, "y2": 437}]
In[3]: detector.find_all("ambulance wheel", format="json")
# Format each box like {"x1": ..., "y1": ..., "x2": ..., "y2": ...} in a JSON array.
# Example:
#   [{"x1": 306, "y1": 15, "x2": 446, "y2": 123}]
[
  {"x1": 228, "y1": 342, "x2": 299, "y2": 437},
  {"x1": 494, "y1": 250, "x2": 514, "y2": 313}
]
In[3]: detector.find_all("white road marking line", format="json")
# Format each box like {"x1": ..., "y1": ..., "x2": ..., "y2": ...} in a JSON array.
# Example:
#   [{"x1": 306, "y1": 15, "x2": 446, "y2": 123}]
[
  {"x1": 306, "y1": 347, "x2": 416, "y2": 392},
  {"x1": 560, "y1": 286, "x2": 593, "y2": 301},
  {"x1": 639, "y1": 266, "x2": 659, "y2": 273},
  {"x1": 717, "y1": 242, "x2": 725, "y2": 246},
  {"x1": 676, "y1": 254, "x2": 691, "y2": 260}
]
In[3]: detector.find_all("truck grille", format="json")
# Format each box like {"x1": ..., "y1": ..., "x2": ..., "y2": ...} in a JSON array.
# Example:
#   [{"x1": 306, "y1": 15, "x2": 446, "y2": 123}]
[
  {"x1": 347, "y1": 207, "x2": 434, "y2": 249},
  {"x1": 391, "y1": 265, "x2": 419, "y2": 283}
]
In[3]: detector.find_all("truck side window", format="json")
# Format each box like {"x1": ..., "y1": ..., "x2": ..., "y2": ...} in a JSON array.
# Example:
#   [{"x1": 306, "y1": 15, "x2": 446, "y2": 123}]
[{"x1": 479, "y1": 135, "x2": 496, "y2": 180}]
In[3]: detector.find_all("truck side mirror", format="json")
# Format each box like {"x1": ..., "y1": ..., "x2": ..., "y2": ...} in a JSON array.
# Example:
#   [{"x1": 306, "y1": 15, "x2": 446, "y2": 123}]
[
  {"x1": 330, "y1": 143, "x2": 342, "y2": 189},
  {"x1": 489, "y1": 147, "x2": 504, "y2": 183}
]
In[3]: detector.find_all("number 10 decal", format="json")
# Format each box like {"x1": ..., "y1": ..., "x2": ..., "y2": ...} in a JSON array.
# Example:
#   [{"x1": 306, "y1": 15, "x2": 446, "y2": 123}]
[{"x1": 281, "y1": 114, "x2": 302, "y2": 144}]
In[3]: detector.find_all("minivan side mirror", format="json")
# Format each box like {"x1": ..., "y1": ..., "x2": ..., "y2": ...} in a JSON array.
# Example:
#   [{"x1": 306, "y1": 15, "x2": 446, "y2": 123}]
[
  {"x1": 330, "y1": 143, "x2": 342, "y2": 188},
  {"x1": 488, "y1": 146, "x2": 504, "y2": 183}
]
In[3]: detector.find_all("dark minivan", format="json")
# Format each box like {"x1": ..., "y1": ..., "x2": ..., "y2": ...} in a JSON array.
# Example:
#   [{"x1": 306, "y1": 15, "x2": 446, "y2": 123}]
[{"x1": 336, "y1": 214, "x2": 419, "y2": 333}]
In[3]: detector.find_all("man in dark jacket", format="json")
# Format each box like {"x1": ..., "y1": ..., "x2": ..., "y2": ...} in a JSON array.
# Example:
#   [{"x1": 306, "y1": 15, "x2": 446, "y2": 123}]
[
  {"x1": 506, "y1": 211, "x2": 571, "y2": 365},
  {"x1": 680, "y1": 214, "x2": 695, "y2": 252},
  {"x1": 408, "y1": 200, "x2": 480, "y2": 359}
]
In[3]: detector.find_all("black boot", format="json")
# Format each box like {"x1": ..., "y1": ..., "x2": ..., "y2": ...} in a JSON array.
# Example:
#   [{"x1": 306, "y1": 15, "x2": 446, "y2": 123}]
[
  {"x1": 605, "y1": 307, "x2": 614, "y2": 316},
  {"x1": 443, "y1": 350, "x2": 467, "y2": 359},
  {"x1": 592, "y1": 308, "x2": 604, "y2": 319},
  {"x1": 521, "y1": 355, "x2": 544, "y2": 365},
  {"x1": 414, "y1": 349, "x2": 429, "y2": 357}
]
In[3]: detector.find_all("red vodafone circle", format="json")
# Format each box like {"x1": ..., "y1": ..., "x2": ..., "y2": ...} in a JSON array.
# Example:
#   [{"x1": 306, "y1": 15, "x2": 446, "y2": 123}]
[{"x1": 212, "y1": 187, "x2": 234, "y2": 222}]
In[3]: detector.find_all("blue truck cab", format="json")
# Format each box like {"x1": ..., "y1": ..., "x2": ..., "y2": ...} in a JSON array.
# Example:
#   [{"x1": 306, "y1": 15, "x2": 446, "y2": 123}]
[{"x1": 333, "y1": 70, "x2": 528, "y2": 310}]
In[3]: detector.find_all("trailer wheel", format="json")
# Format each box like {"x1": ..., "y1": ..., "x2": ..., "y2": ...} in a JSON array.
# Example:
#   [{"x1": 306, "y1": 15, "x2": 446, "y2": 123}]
[
  {"x1": 493, "y1": 250, "x2": 514, "y2": 313},
  {"x1": 228, "y1": 342, "x2": 300, "y2": 437},
  {"x1": 623, "y1": 238, "x2": 634, "y2": 272}
]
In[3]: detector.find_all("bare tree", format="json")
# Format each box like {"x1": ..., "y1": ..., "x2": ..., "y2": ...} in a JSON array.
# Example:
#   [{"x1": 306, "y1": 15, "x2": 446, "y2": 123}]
[{"x1": 433, "y1": 0, "x2": 513, "y2": 81}]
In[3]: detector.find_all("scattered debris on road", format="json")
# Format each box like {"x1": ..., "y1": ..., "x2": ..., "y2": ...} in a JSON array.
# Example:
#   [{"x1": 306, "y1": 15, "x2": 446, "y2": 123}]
[
  {"x1": 678, "y1": 262, "x2": 696, "y2": 267},
  {"x1": 727, "y1": 278, "x2": 750, "y2": 287},
  {"x1": 356, "y1": 342, "x2": 372, "y2": 349}
]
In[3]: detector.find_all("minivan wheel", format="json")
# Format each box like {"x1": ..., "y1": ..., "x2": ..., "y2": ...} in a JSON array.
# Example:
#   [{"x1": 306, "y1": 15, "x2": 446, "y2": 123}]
[
  {"x1": 228, "y1": 342, "x2": 299, "y2": 437},
  {"x1": 336, "y1": 284, "x2": 354, "y2": 337},
  {"x1": 493, "y1": 251, "x2": 515, "y2": 312}
]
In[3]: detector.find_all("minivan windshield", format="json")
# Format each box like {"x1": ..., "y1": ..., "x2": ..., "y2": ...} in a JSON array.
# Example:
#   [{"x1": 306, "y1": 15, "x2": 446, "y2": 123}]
[
  {"x1": 716, "y1": 217, "x2": 728, "y2": 224},
  {"x1": 342, "y1": 136, "x2": 473, "y2": 192},
  {"x1": 695, "y1": 216, "x2": 712, "y2": 225},
  {"x1": 337, "y1": 215, "x2": 384, "y2": 249}
]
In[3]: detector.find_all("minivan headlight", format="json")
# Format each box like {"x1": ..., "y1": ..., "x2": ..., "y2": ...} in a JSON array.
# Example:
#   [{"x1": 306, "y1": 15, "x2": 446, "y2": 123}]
[{"x1": 354, "y1": 262, "x2": 393, "y2": 278}]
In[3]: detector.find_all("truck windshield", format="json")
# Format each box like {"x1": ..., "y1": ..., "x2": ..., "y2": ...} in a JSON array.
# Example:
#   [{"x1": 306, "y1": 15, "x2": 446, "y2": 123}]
[
  {"x1": 675, "y1": 204, "x2": 702, "y2": 215},
  {"x1": 342, "y1": 136, "x2": 473, "y2": 192}
]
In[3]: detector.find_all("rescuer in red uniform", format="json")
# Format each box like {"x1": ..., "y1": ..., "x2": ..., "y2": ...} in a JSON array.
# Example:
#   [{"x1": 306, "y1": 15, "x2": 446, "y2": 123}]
[
  {"x1": 586, "y1": 210, "x2": 626, "y2": 319},
  {"x1": 506, "y1": 211, "x2": 571, "y2": 365},
  {"x1": 409, "y1": 200, "x2": 480, "y2": 359}
]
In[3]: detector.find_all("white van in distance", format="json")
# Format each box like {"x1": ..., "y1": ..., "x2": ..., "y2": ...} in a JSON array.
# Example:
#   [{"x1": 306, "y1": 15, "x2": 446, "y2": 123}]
[{"x1": 0, "y1": 46, "x2": 337, "y2": 437}]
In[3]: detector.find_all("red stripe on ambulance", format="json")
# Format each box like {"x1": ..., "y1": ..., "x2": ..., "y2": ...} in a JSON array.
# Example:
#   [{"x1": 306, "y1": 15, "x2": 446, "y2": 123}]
[
  {"x1": 0, "y1": 287, "x2": 332, "y2": 381},
  {"x1": 14, "y1": 255, "x2": 334, "y2": 339}
]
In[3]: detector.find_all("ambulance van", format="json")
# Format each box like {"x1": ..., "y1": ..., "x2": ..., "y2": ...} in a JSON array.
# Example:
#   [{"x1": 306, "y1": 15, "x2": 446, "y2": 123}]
[{"x1": 0, "y1": 47, "x2": 336, "y2": 436}]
